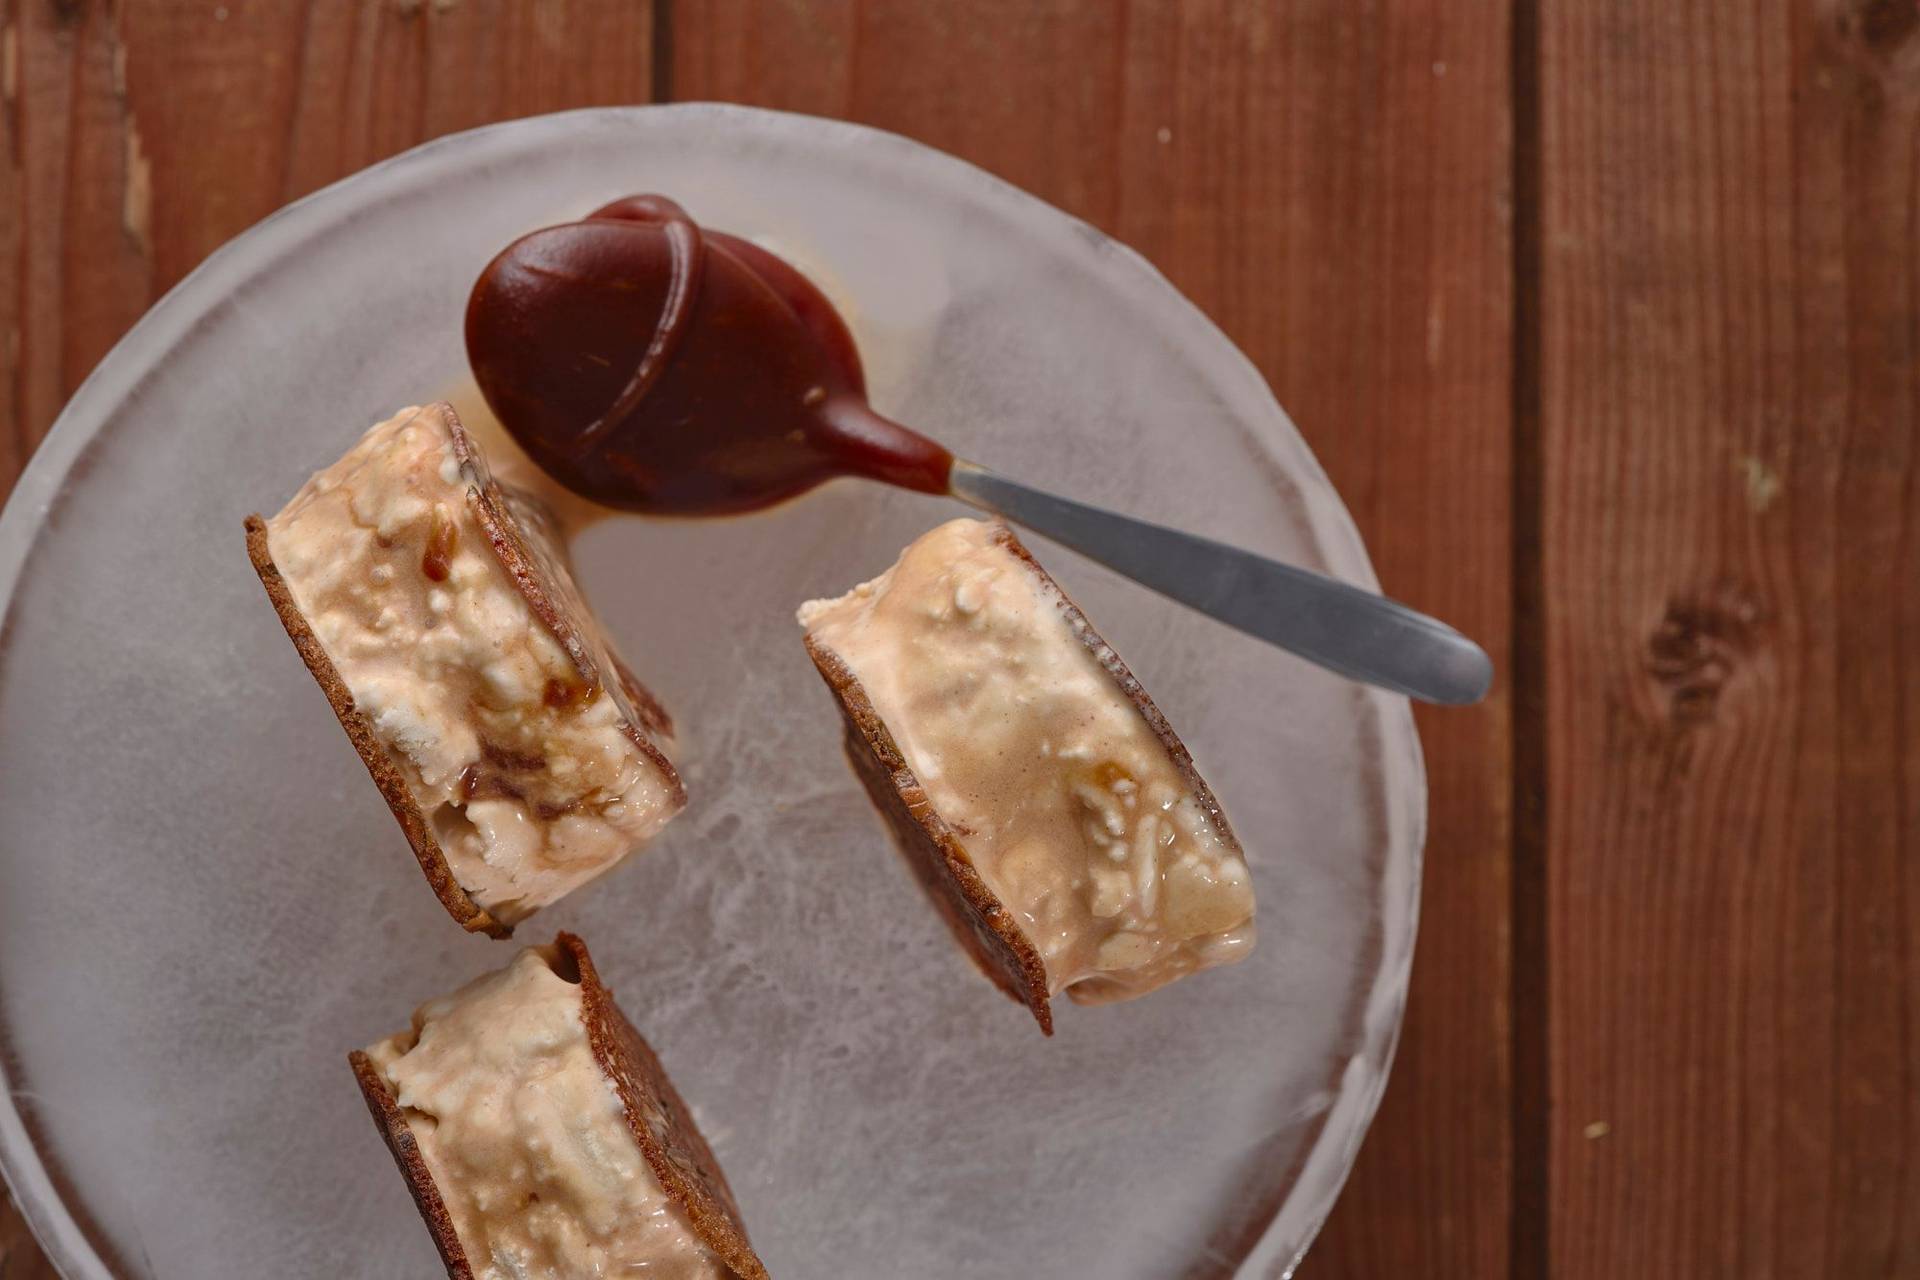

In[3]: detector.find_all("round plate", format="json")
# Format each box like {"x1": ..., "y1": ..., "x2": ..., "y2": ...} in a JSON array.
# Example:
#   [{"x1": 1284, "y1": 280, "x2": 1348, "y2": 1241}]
[{"x1": 0, "y1": 105, "x2": 1423, "y2": 1280}]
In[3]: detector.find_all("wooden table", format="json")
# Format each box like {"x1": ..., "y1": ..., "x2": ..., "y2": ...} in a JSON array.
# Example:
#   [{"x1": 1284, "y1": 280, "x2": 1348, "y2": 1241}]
[{"x1": 2, "y1": 2, "x2": 1913, "y2": 1277}]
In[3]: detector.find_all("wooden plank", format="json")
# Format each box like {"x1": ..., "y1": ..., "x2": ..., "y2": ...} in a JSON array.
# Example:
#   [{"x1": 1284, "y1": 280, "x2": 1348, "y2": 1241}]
[
  {"x1": 1540, "y1": 0, "x2": 1919, "y2": 1273},
  {"x1": 0, "y1": 0, "x2": 653, "y2": 1266},
  {"x1": 676, "y1": 3, "x2": 1515, "y2": 1275},
  {"x1": 1098, "y1": 7, "x2": 1517, "y2": 1275},
  {"x1": 0, "y1": 0, "x2": 654, "y2": 492}
]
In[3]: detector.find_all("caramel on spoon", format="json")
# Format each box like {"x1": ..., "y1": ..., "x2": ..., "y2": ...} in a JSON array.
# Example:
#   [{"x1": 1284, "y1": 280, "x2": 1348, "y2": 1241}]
[{"x1": 466, "y1": 195, "x2": 1492, "y2": 705}]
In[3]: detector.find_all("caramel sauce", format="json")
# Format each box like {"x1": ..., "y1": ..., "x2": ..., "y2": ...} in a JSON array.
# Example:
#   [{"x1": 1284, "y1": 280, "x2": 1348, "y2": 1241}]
[
  {"x1": 421, "y1": 505, "x2": 458, "y2": 581},
  {"x1": 480, "y1": 740, "x2": 548, "y2": 774},
  {"x1": 542, "y1": 676, "x2": 598, "y2": 711},
  {"x1": 466, "y1": 195, "x2": 953, "y2": 516}
]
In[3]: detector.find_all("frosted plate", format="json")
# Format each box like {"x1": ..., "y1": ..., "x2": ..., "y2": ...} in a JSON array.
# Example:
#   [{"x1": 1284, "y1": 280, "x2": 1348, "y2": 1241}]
[{"x1": 0, "y1": 105, "x2": 1424, "y2": 1280}]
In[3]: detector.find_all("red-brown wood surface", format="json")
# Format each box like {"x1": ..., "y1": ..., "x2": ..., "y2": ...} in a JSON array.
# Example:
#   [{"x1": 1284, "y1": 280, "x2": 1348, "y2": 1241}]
[
  {"x1": 2, "y1": 2, "x2": 1914, "y2": 1278},
  {"x1": 1538, "y1": 0, "x2": 1919, "y2": 1275}
]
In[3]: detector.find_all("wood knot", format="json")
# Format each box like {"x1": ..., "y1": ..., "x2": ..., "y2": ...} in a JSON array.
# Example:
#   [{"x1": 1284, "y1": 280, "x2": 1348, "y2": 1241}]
[
  {"x1": 1818, "y1": 0, "x2": 1920, "y2": 102},
  {"x1": 1855, "y1": 0, "x2": 1920, "y2": 55},
  {"x1": 1642, "y1": 582, "x2": 1767, "y2": 727}
]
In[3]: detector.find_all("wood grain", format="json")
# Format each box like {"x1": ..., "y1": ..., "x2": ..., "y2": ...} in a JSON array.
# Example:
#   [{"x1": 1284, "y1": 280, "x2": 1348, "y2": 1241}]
[
  {"x1": 1088, "y1": 6, "x2": 1516, "y2": 1276},
  {"x1": 1539, "y1": 0, "x2": 1919, "y2": 1274},
  {"x1": 677, "y1": 3, "x2": 1516, "y2": 1276},
  {"x1": 0, "y1": 0, "x2": 654, "y2": 496}
]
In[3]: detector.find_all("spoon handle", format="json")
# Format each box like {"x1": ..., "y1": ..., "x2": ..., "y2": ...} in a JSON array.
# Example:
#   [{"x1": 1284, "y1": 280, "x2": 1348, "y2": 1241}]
[{"x1": 947, "y1": 461, "x2": 1493, "y2": 706}]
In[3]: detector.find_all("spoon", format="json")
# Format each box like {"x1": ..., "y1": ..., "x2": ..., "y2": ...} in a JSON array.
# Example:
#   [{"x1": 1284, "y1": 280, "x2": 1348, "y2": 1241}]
[{"x1": 466, "y1": 195, "x2": 1493, "y2": 706}]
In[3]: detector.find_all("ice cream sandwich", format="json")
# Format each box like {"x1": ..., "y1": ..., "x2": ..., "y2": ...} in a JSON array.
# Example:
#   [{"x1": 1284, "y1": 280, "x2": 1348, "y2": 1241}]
[
  {"x1": 800, "y1": 518, "x2": 1256, "y2": 1033},
  {"x1": 247, "y1": 403, "x2": 682, "y2": 934}
]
